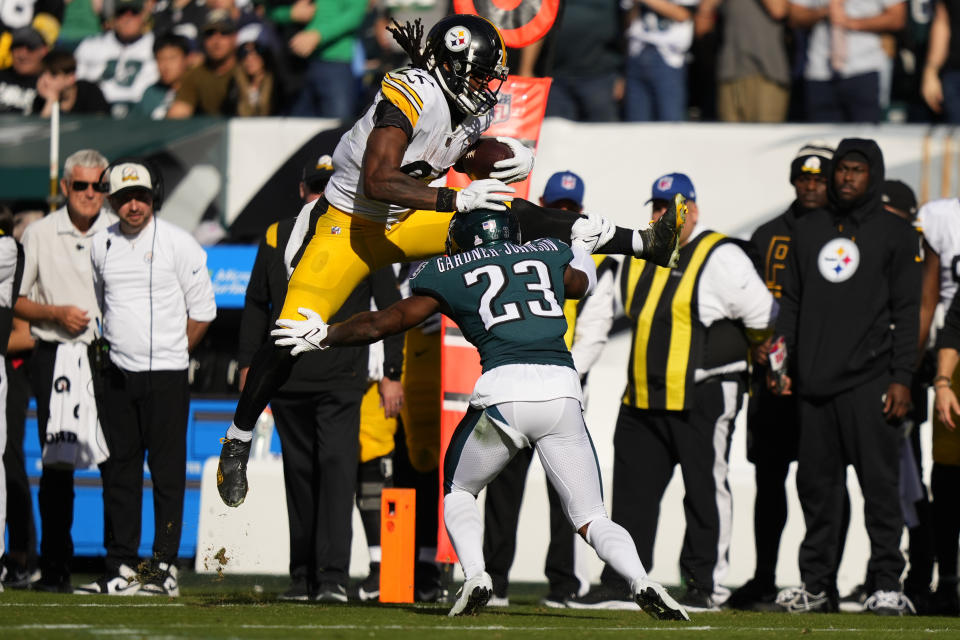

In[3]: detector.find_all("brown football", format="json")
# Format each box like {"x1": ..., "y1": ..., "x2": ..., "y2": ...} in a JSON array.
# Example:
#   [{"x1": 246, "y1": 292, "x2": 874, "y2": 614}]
[{"x1": 461, "y1": 139, "x2": 514, "y2": 180}]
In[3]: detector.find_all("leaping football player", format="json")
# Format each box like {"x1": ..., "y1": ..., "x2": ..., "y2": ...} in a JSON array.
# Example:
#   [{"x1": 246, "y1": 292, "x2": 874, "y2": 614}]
[{"x1": 217, "y1": 15, "x2": 687, "y2": 507}]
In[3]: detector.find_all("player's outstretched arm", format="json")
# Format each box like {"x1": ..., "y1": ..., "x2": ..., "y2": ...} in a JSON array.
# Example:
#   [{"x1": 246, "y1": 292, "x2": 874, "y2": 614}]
[
  {"x1": 512, "y1": 197, "x2": 684, "y2": 268},
  {"x1": 325, "y1": 295, "x2": 441, "y2": 347}
]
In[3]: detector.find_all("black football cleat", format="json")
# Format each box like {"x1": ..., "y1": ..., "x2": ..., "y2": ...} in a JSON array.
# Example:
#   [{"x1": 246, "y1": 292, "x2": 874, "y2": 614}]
[
  {"x1": 217, "y1": 437, "x2": 251, "y2": 507},
  {"x1": 639, "y1": 193, "x2": 686, "y2": 268},
  {"x1": 632, "y1": 578, "x2": 690, "y2": 621}
]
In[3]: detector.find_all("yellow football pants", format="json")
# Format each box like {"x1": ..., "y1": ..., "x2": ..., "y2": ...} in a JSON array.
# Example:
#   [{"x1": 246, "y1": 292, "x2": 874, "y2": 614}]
[
  {"x1": 280, "y1": 204, "x2": 454, "y2": 321},
  {"x1": 400, "y1": 327, "x2": 442, "y2": 473},
  {"x1": 359, "y1": 381, "x2": 398, "y2": 463}
]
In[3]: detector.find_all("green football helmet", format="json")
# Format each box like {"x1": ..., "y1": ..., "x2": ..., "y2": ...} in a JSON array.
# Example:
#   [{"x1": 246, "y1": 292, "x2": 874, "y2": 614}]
[{"x1": 445, "y1": 208, "x2": 521, "y2": 255}]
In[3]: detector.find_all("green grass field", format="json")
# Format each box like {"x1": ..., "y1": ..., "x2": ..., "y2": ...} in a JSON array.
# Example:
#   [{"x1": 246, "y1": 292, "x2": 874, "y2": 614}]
[{"x1": 3, "y1": 575, "x2": 960, "y2": 639}]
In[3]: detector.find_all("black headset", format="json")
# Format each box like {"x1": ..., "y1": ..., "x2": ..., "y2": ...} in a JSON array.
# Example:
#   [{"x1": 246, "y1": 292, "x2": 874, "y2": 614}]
[{"x1": 98, "y1": 156, "x2": 165, "y2": 211}]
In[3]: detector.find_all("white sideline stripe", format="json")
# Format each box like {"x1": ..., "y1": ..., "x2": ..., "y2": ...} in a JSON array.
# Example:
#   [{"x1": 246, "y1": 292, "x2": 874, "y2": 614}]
[
  {"x1": 4, "y1": 624, "x2": 957, "y2": 634},
  {"x1": 237, "y1": 626, "x2": 958, "y2": 633},
  {"x1": 0, "y1": 603, "x2": 186, "y2": 607}
]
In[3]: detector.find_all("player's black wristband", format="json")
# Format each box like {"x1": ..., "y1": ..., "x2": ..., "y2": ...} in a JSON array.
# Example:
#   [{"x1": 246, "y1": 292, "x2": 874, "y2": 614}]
[
  {"x1": 436, "y1": 187, "x2": 457, "y2": 212},
  {"x1": 604, "y1": 226, "x2": 635, "y2": 255}
]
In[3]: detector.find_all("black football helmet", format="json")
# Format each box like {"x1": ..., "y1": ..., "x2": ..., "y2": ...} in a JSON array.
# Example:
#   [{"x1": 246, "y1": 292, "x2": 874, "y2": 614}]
[
  {"x1": 424, "y1": 14, "x2": 509, "y2": 116},
  {"x1": 445, "y1": 207, "x2": 521, "y2": 255}
]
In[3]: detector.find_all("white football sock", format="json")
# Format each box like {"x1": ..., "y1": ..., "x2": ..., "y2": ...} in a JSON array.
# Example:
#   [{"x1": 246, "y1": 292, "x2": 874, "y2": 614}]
[
  {"x1": 226, "y1": 423, "x2": 253, "y2": 442},
  {"x1": 585, "y1": 516, "x2": 648, "y2": 583},
  {"x1": 443, "y1": 490, "x2": 485, "y2": 580}
]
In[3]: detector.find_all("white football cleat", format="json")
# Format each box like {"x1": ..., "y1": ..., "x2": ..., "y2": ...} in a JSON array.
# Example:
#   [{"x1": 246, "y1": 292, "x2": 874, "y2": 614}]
[
  {"x1": 632, "y1": 577, "x2": 690, "y2": 621},
  {"x1": 448, "y1": 572, "x2": 493, "y2": 617},
  {"x1": 74, "y1": 564, "x2": 142, "y2": 596},
  {"x1": 139, "y1": 562, "x2": 180, "y2": 597}
]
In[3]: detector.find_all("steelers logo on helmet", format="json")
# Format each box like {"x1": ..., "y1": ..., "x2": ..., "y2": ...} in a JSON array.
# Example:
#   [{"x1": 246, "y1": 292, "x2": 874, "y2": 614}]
[
  {"x1": 424, "y1": 15, "x2": 508, "y2": 116},
  {"x1": 445, "y1": 26, "x2": 471, "y2": 52},
  {"x1": 817, "y1": 238, "x2": 860, "y2": 283}
]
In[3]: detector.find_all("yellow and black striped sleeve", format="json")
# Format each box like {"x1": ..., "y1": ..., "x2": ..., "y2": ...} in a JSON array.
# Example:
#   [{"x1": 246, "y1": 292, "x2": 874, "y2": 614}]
[{"x1": 380, "y1": 72, "x2": 424, "y2": 129}]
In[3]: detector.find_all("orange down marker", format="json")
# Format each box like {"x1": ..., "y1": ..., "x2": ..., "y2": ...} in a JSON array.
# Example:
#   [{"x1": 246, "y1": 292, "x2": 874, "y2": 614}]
[{"x1": 380, "y1": 488, "x2": 416, "y2": 603}]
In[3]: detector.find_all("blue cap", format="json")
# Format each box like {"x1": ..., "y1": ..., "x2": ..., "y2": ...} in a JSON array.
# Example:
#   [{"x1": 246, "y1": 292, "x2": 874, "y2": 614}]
[
  {"x1": 542, "y1": 171, "x2": 585, "y2": 208},
  {"x1": 646, "y1": 172, "x2": 696, "y2": 204}
]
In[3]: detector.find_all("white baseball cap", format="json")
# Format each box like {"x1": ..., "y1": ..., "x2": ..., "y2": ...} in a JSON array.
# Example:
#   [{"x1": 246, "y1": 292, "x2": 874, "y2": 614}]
[{"x1": 108, "y1": 162, "x2": 152, "y2": 196}]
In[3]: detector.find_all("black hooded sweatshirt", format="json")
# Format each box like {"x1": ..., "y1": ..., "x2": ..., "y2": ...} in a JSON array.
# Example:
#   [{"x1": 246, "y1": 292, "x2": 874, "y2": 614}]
[{"x1": 775, "y1": 138, "x2": 921, "y2": 398}]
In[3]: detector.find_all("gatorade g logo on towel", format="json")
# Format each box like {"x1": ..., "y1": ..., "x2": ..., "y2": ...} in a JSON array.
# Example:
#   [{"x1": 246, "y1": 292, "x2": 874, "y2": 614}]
[
  {"x1": 45, "y1": 431, "x2": 78, "y2": 444},
  {"x1": 54, "y1": 376, "x2": 71, "y2": 393}
]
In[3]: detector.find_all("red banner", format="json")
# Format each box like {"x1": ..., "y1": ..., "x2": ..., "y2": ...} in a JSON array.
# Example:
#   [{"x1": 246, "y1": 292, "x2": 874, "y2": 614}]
[
  {"x1": 453, "y1": 0, "x2": 560, "y2": 49},
  {"x1": 436, "y1": 75, "x2": 551, "y2": 565}
]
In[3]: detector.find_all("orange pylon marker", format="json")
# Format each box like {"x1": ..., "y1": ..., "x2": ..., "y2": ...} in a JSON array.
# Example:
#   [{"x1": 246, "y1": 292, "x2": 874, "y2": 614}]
[{"x1": 380, "y1": 488, "x2": 416, "y2": 603}]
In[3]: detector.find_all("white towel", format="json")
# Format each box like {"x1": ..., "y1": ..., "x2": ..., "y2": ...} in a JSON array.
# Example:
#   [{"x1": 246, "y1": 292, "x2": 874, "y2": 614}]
[{"x1": 42, "y1": 342, "x2": 110, "y2": 470}]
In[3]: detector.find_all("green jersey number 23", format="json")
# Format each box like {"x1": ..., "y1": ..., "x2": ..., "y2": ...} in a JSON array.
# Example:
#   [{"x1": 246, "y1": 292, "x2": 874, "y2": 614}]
[{"x1": 463, "y1": 259, "x2": 564, "y2": 330}]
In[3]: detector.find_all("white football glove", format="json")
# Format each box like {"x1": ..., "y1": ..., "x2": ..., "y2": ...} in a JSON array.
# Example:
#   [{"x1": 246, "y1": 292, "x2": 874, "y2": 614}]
[
  {"x1": 456, "y1": 178, "x2": 515, "y2": 213},
  {"x1": 570, "y1": 212, "x2": 615, "y2": 254},
  {"x1": 489, "y1": 136, "x2": 535, "y2": 184},
  {"x1": 271, "y1": 307, "x2": 330, "y2": 356}
]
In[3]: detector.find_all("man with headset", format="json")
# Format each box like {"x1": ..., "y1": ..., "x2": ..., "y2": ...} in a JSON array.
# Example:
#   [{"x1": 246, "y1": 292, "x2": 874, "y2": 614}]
[{"x1": 76, "y1": 161, "x2": 216, "y2": 596}]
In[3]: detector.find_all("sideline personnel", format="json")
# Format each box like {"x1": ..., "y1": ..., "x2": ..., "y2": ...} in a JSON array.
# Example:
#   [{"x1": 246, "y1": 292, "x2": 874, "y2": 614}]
[
  {"x1": 77, "y1": 161, "x2": 216, "y2": 596},
  {"x1": 570, "y1": 173, "x2": 776, "y2": 611},
  {"x1": 728, "y1": 142, "x2": 835, "y2": 611},
  {"x1": 774, "y1": 139, "x2": 920, "y2": 616},
  {"x1": 14, "y1": 149, "x2": 116, "y2": 592}
]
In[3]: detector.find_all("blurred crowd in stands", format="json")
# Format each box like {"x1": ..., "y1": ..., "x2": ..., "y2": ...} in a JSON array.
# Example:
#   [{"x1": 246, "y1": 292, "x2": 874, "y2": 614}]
[{"x1": 0, "y1": 0, "x2": 949, "y2": 123}]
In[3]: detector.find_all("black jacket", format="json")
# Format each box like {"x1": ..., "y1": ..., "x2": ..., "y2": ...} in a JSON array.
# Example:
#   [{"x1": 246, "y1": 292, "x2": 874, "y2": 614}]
[
  {"x1": 750, "y1": 201, "x2": 810, "y2": 300},
  {"x1": 775, "y1": 138, "x2": 921, "y2": 397},
  {"x1": 236, "y1": 213, "x2": 404, "y2": 394}
]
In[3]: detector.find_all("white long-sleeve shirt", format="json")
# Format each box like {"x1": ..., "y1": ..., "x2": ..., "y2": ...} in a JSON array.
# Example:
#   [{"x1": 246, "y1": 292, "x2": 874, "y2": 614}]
[{"x1": 90, "y1": 216, "x2": 217, "y2": 371}]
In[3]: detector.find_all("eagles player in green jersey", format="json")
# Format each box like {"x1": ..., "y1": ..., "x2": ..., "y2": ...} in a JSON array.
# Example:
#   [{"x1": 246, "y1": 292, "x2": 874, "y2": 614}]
[{"x1": 272, "y1": 208, "x2": 690, "y2": 621}]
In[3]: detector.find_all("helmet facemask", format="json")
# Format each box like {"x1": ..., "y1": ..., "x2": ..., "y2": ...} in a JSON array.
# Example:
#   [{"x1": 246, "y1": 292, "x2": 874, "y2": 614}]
[
  {"x1": 425, "y1": 17, "x2": 509, "y2": 116},
  {"x1": 432, "y1": 55, "x2": 507, "y2": 116}
]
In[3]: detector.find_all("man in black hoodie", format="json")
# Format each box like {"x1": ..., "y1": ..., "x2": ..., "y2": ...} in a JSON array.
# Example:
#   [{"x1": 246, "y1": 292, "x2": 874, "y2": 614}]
[{"x1": 773, "y1": 138, "x2": 921, "y2": 616}]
